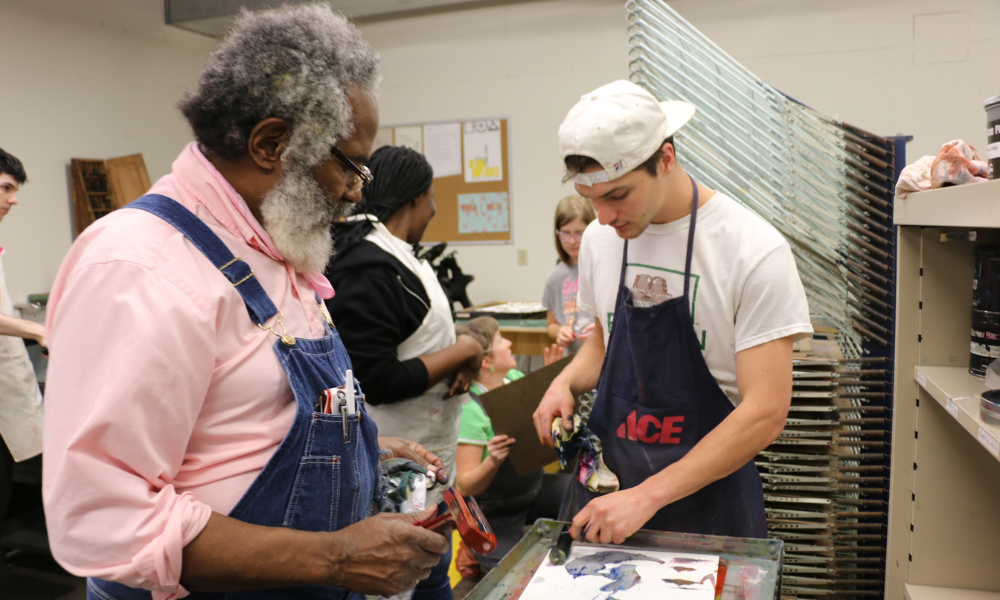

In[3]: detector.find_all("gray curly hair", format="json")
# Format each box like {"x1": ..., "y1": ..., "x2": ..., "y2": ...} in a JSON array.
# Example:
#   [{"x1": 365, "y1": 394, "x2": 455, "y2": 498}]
[{"x1": 178, "y1": 3, "x2": 381, "y2": 168}]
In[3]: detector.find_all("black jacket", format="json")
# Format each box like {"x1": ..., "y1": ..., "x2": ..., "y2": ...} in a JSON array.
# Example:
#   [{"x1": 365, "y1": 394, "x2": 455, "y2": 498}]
[{"x1": 324, "y1": 240, "x2": 432, "y2": 405}]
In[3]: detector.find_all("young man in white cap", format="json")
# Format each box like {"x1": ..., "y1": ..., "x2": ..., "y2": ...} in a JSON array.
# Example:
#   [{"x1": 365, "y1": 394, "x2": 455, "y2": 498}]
[{"x1": 533, "y1": 80, "x2": 812, "y2": 543}]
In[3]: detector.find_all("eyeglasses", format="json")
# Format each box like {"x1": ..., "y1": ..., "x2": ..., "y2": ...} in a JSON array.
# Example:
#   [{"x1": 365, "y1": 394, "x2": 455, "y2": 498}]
[
  {"x1": 330, "y1": 146, "x2": 373, "y2": 195},
  {"x1": 555, "y1": 230, "x2": 584, "y2": 242}
]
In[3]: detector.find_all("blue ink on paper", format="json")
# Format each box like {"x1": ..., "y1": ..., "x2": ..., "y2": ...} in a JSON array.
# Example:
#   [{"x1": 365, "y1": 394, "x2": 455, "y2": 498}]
[
  {"x1": 564, "y1": 551, "x2": 664, "y2": 580},
  {"x1": 599, "y1": 564, "x2": 642, "y2": 592}
]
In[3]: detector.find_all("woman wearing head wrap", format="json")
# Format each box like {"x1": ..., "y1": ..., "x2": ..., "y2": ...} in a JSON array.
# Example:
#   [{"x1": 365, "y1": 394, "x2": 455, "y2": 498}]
[{"x1": 325, "y1": 145, "x2": 482, "y2": 600}]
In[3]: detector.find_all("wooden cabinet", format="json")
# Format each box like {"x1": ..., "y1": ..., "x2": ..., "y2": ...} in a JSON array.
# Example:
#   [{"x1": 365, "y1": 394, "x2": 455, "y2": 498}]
[{"x1": 70, "y1": 153, "x2": 150, "y2": 236}]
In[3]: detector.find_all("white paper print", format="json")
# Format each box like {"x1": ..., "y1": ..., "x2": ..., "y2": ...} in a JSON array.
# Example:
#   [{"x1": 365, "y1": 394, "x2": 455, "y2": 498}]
[
  {"x1": 423, "y1": 122, "x2": 463, "y2": 178},
  {"x1": 394, "y1": 126, "x2": 423, "y2": 153},
  {"x1": 457, "y1": 192, "x2": 509, "y2": 234},
  {"x1": 462, "y1": 119, "x2": 503, "y2": 183},
  {"x1": 520, "y1": 545, "x2": 720, "y2": 600}
]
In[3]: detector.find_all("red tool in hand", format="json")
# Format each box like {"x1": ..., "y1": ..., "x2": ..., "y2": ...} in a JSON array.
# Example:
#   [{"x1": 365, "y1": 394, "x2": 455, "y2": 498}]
[{"x1": 415, "y1": 487, "x2": 497, "y2": 555}]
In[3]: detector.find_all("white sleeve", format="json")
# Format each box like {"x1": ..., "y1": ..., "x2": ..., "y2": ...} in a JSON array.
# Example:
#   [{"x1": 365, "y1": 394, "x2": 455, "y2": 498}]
[
  {"x1": 576, "y1": 235, "x2": 598, "y2": 318},
  {"x1": 734, "y1": 242, "x2": 813, "y2": 353}
]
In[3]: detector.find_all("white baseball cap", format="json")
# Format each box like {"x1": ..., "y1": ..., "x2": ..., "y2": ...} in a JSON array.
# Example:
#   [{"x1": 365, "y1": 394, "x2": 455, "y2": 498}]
[{"x1": 558, "y1": 80, "x2": 696, "y2": 186}]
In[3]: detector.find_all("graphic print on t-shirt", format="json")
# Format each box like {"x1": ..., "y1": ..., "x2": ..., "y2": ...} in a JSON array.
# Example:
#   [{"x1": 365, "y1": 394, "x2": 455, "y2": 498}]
[
  {"x1": 607, "y1": 263, "x2": 706, "y2": 350},
  {"x1": 563, "y1": 275, "x2": 580, "y2": 330}
]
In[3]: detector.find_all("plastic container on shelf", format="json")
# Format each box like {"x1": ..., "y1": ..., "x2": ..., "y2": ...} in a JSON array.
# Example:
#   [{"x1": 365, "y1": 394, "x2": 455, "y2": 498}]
[{"x1": 980, "y1": 390, "x2": 1000, "y2": 426}]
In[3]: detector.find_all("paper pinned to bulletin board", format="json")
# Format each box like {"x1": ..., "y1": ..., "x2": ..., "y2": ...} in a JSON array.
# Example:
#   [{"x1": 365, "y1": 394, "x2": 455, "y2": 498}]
[{"x1": 374, "y1": 117, "x2": 511, "y2": 243}]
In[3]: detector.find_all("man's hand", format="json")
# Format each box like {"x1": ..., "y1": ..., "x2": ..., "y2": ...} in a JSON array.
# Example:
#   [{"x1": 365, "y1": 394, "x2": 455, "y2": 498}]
[
  {"x1": 180, "y1": 509, "x2": 447, "y2": 595},
  {"x1": 378, "y1": 437, "x2": 447, "y2": 484},
  {"x1": 568, "y1": 486, "x2": 661, "y2": 545},
  {"x1": 533, "y1": 376, "x2": 575, "y2": 447},
  {"x1": 533, "y1": 320, "x2": 604, "y2": 447},
  {"x1": 326, "y1": 509, "x2": 449, "y2": 596}
]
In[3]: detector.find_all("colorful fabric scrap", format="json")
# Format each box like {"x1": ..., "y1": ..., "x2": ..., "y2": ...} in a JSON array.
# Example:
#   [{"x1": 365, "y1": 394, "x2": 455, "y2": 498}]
[
  {"x1": 379, "y1": 457, "x2": 434, "y2": 513},
  {"x1": 551, "y1": 415, "x2": 619, "y2": 493}
]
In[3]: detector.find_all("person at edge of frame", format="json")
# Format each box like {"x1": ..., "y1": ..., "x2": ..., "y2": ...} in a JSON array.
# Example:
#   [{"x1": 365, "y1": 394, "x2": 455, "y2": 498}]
[
  {"x1": 325, "y1": 145, "x2": 485, "y2": 600},
  {"x1": 532, "y1": 80, "x2": 813, "y2": 544},
  {"x1": 0, "y1": 148, "x2": 46, "y2": 528},
  {"x1": 41, "y1": 6, "x2": 449, "y2": 600}
]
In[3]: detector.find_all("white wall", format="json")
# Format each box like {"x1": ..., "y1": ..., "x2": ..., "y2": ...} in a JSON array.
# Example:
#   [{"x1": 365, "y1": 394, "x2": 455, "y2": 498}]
[
  {"x1": 670, "y1": 0, "x2": 1000, "y2": 159},
  {"x1": 2, "y1": 0, "x2": 998, "y2": 308},
  {"x1": 0, "y1": 0, "x2": 214, "y2": 304},
  {"x1": 361, "y1": 0, "x2": 1000, "y2": 306},
  {"x1": 359, "y1": 0, "x2": 630, "y2": 306}
]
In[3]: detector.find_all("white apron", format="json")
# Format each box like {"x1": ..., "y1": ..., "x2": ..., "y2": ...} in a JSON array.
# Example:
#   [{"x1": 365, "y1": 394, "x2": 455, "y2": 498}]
[
  {"x1": 0, "y1": 252, "x2": 43, "y2": 461},
  {"x1": 360, "y1": 219, "x2": 467, "y2": 505}
]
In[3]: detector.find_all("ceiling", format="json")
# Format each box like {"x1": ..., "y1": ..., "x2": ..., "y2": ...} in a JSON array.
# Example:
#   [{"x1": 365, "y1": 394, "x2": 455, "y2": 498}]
[{"x1": 165, "y1": 0, "x2": 503, "y2": 36}]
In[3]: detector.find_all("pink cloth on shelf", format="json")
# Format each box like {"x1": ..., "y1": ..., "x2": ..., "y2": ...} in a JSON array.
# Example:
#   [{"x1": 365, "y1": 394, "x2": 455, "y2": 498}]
[
  {"x1": 895, "y1": 139, "x2": 989, "y2": 198},
  {"x1": 42, "y1": 142, "x2": 334, "y2": 599}
]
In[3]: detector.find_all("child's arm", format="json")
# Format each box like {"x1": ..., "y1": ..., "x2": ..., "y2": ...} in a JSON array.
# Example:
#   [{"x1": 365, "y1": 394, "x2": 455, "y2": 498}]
[
  {"x1": 546, "y1": 311, "x2": 574, "y2": 347},
  {"x1": 455, "y1": 435, "x2": 516, "y2": 497}
]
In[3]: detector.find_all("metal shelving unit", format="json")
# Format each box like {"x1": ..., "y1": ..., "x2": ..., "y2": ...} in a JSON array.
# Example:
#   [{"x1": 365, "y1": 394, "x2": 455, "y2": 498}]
[
  {"x1": 887, "y1": 182, "x2": 1000, "y2": 599},
  {"x1": 905, "y1": 584, "x2": 1000, "y2": 600}
]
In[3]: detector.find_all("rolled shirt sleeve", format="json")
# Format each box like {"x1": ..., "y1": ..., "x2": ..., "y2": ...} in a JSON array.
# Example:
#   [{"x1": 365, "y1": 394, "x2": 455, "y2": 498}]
[{"x1": 44, "y1": 258, "x2": 215, "y2": 598}]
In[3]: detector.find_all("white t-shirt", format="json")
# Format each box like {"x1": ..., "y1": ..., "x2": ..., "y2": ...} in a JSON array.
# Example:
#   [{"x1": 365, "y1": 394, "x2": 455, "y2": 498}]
[{"x1": 577, "y1": 192, "x2": 813, "y2": 406}]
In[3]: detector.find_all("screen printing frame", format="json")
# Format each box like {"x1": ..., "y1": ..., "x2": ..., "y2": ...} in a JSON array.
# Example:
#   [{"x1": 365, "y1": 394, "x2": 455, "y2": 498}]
[{"x1": 465, "y1": 519, "x2": 784, "y2": 600}]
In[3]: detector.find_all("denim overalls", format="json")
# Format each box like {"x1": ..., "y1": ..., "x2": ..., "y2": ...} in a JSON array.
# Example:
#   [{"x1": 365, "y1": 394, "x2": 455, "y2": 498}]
[
  {"x1": 87, "y1": 195, "x2": 382, "y2": 600},
  {"x1": 587, "y1": 178, "x2": 768, "y2": 538}
]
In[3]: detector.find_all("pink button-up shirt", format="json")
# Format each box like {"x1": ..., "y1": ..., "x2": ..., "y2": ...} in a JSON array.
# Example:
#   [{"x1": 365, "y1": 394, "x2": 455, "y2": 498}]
[{"x1": 43, "y1": 143, "x2": 334, "y2": 598}]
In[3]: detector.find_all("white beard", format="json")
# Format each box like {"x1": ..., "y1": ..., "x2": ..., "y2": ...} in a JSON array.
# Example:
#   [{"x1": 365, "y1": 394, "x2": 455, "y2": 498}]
[{"x1": 259, "y1": 164, "x2": 351, "y2": 273}]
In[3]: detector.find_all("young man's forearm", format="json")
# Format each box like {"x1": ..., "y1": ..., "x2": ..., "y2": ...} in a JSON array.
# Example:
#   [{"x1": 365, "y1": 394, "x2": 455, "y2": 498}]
[
  {"x1": 642, "y1": 337, "x2": 792, "y2": 508},
  {"x1": 642, "y1": 389, "x2": 788, "y2": 508},
  {"x1": 557, "y1": 321, "x2": 605, "y2": 395}
]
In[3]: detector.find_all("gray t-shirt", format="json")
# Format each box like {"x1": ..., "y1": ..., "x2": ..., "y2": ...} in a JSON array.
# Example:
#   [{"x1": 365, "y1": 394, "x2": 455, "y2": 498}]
[{"x1": 542, "y1": 262, "x2": 594, "y2": 354}]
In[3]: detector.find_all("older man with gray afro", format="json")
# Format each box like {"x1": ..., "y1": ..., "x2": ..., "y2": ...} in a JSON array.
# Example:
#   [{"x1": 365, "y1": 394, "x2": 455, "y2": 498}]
[
  {"x1": 42, "y1": 5, "x2": 450, "y2": 600},
  {"x1": 179, "y1": 4, "x2": 380, "y2": 274}
]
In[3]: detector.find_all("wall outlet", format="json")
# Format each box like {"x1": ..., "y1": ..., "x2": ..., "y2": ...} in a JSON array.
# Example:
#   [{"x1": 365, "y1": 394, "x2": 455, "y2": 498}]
[{"x1": 517, "y1": 248, "x2": 528, "y2": 266}]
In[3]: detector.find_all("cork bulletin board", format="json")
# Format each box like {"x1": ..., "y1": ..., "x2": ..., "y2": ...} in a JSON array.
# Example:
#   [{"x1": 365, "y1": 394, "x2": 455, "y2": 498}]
[{"x1": 375, "y1": 117, "x2": 512, "y2": 244}]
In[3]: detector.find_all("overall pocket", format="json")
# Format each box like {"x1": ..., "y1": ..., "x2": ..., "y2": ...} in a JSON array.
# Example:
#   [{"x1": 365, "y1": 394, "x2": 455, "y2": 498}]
[{"x1": 283, "y1": 454, "x2": 342, "y2": 532}]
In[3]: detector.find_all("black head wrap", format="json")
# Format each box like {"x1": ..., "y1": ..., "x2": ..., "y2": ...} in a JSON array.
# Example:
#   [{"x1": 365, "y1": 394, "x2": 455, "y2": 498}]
[{"x1": 331, "y1": 145, "x2": 434, "y2": 252}]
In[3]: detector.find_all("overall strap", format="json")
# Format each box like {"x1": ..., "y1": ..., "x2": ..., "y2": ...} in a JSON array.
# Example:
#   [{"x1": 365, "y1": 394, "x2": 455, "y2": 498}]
[
  {"x1": 129, "y1": 194, "x2": 279, "y2": 325},
  {"x1": 683, "y1": 175, "x2": 700, "y2": 299}
]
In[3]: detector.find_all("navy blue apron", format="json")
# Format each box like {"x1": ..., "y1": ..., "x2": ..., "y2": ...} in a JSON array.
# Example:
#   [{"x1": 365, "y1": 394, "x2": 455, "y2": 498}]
[
  {"x1": 88, "y1": 195, "x2": 382, "y2": 600},
  {"x1": 585, "y1": 179, "x2": 767, "y2": 539}
]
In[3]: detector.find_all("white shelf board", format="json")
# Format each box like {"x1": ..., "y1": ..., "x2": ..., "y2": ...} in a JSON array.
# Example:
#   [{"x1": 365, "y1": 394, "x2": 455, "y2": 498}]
[
  {"x1": 913, "y1": 365, "x2": 1000, "y2": 463},
  {"x1": 895, "y1": 179, "x2": 1000, "y2": 227},
  {"x1": 905, "y1": 583, "x2": 1000, "y2": 600}
]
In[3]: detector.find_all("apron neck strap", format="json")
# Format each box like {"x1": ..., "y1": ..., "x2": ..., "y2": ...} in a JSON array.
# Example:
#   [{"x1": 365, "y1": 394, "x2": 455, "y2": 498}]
[
  {"x1": 683, "y1": 174, "x2": 699, "y2": 298},
  {"x1": 619, "y1": 174, "x2": 701, "y2": 298}
]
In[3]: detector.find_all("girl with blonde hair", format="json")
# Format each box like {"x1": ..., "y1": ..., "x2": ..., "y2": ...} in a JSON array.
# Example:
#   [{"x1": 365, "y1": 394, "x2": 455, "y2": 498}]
[{"x1": 543, "y1": 195, "x2": 597, "y2": 354}]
